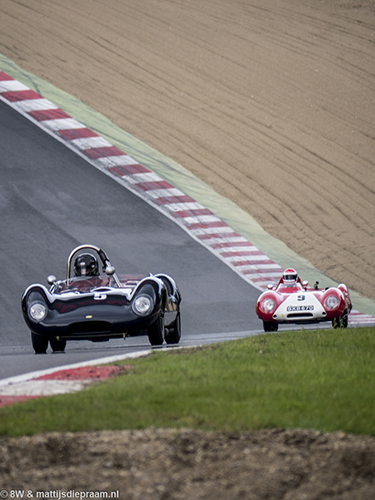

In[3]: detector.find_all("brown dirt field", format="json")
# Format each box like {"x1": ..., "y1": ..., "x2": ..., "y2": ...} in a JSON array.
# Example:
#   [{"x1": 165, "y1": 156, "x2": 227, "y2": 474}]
[
  {"x1": 1, "y1": 0, "x2": 374, "y2": 300},
  {"x1": 1, "y1": 2, "x2": 375, "y2": 497},
  {"x1": 1, "y1": 428, "x2": 375, "y2": 499}
]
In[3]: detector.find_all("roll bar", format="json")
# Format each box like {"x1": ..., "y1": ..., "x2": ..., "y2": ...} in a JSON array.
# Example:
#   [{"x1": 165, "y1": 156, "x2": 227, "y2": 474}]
[{"x1": 66, "y1": 244, "x2": 121, "y2": 287}]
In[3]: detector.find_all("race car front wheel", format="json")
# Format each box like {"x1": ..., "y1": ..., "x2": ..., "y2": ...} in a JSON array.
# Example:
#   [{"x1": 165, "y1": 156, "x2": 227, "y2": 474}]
[
  {"x1": 263, "y1": 321, "x2": 278, "y2": 333},
  {"x1": 50, "y1": 337, "x2": 67, "y2": 353},
  {"x1": 147, "y1": 312, "x2": 165, "y2": 346},
  {"x1": 31, "y1": 332, "x2": 48, "y2": 354},
  {"x1": 340, "y1": 312, "x2": 349, "y2": 328},
  {"x1": 332, "y1": 312, "x2": 348, "y2": 329}
]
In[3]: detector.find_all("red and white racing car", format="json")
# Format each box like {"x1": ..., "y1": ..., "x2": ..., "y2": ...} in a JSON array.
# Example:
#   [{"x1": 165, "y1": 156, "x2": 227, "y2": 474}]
[{"x1": 256, "y1": 268, "x2": 352, "y2": 332}]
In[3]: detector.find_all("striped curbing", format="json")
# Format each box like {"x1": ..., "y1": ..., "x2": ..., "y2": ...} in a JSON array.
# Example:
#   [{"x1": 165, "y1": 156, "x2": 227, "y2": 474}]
[
  {"x1": 0, "y1": 351, "x2": 150, "y2": 407},
  {"x1": 0, "y1": 70, "x2": 374, "y2": 327},
  {"x1": 0, "y1": 366, "x2": 124, "y2": 408}
]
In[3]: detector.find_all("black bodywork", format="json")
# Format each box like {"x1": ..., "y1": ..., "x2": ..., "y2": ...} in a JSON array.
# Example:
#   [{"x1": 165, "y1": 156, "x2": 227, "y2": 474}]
[{"x1": 22, "y1": 245, "x2": 181, "y2": 353}]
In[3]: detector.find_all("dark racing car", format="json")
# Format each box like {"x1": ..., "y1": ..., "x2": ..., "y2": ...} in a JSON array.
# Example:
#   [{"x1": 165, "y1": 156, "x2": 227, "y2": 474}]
[{"x1": 22, "y1": 245, "x2": 182, "y2": 353}]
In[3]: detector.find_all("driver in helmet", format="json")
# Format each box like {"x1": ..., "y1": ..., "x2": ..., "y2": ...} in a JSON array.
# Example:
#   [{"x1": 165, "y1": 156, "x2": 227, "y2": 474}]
[
  {"x1": 282, "y1": 268, "x2": 298, "y2": 285},
  {"x1": 74, "y1": 253, "x2": 100, "y2": 277}
]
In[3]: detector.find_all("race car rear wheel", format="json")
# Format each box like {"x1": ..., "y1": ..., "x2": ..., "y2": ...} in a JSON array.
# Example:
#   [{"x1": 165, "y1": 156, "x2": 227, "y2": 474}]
[
  {"x1": 50, "y1": 338, "x2": 67, "y2": 353},
  {"x1": 31, "y1": 332, "x2": 48, "y2": 354},
  {"x1": 165, "y1": 312, "x2": 181, "y2": 344},
  {"x1": 147, "y1": 313, "x2": 165, "y2": 346}
]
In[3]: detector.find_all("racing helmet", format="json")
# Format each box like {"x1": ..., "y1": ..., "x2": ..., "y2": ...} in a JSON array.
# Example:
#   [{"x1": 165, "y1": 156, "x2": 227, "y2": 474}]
[
  {"x1": 282, "y1": 268, "x2": 298, "y2": 285},
  {"x1": 74, "y1": 253, "x2": 99, "y2": 277}
]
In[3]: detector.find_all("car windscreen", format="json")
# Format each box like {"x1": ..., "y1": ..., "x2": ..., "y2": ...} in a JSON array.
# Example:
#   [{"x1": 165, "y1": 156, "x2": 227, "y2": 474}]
[{"x1": 53, "y1": 275, "x2": 115, "y2": 294}]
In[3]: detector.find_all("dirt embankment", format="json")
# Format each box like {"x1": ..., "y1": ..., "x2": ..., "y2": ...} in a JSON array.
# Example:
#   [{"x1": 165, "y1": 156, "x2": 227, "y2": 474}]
[
  {"x1": 1, "y1": 428, "x2": 375, "y2": 499},
  {"x1": 0, "y1": 0, "x2": 374, "y2": 299}
]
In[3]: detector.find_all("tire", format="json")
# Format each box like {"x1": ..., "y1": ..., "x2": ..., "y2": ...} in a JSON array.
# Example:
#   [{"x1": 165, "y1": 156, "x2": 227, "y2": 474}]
[
  {"x1": 165, "y1": 313, "x2": 181, "y2": 344},
  {"x1": 50, "y1": 338, "x2": 67, "y2": 353},
  {"x1": 263, "y1": 321, "x2": 278, "y2": 332},
  {"x1": 339, "y1": 311, "x2": 349, "y2": 328},
  {"x1": 341, "y1": 314, "x2": 348, "y2": 328},
  {"x1": 332, "y1": 317, "x2": 341, "y2": 329},
  {"x1": 147, "y1": 313, "x2": 165, "y2": 346},
  {"x1": 31, "y1": 332, "x2": 48, "y2": 354}
]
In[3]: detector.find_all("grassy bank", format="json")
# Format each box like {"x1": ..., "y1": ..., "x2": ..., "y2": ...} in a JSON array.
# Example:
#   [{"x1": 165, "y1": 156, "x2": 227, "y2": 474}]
[{"x1": 1, "y1": 327, "x2": 374, "y2": 437}]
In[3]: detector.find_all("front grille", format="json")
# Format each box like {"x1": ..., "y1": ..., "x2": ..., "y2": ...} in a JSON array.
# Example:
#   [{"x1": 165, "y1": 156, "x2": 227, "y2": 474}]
[
  {"x1": 67, "y1": 321, "x2": 112, "y2": 334},
  {"x1": 287, "y1": 313, "x2": 314, "y2": 319}
]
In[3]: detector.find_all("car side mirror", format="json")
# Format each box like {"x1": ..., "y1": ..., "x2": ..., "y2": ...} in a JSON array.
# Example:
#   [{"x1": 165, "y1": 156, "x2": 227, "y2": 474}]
[
  {"x1": 105, "y1": 266, "x2": 116, "y2": 276},
  {"x1": 267, "y1": 284, "x2": 273, "y2": 290},
  {"x1": 47, "y1": 275, "x2": 57, "y2": 285},
  {"x1": 302, "y1": 280, "x2": 308, "y2": 288}
]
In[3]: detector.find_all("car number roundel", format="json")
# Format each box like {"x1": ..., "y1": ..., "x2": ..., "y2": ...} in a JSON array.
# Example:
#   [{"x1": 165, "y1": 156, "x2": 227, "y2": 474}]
[{"x1": 94, "y1": 293, "x2": 107, "y2": 300}]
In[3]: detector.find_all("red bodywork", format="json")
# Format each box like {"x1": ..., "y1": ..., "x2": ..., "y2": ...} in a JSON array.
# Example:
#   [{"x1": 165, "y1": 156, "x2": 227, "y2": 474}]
[{"x1": 256, "y1": 270, "x2": 352, "y2": 331}]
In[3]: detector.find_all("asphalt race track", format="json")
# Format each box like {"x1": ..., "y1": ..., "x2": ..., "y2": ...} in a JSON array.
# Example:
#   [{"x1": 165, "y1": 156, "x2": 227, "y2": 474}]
[{"x1": 0, "y1": 100, "x2": 263, "y2": 379}]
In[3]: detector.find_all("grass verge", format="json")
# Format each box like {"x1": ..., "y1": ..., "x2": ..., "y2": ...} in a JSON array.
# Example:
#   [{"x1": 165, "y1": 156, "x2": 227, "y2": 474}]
[{"x1": 1, "y1": 327, "x2": 374, "y2": 437}]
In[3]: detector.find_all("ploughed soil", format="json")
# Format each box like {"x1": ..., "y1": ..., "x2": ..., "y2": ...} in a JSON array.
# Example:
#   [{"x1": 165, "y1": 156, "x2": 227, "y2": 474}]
[
  {"x1": 0, "y1": 0, "x2": 375, "y2": 498},
  {"x1": 1, "y1": 0, "x2": 375, "y2": 299},
  {"x1": 1, "y1": 428, "x2": 375, "y2": 499}
]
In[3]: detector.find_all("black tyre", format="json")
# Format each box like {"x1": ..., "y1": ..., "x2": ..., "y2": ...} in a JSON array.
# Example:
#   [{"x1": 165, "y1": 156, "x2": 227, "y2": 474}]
[
  {"x1": 147, "y1": 313, "x2": 165, "y2": 346},
  {"x1": 332, "y1": 317, "x2": 341, "y2": 329},
  {"x1": 332, "y1": 312, "x2": 348, "y2": 329},
  {"x1": 165, "y1": 313, "x2": 181, "y2": 344},
  {"x1": 31, "y1": 332, "x2": 48, "y2": 354},
  {"x1": 340, "y1": 312, "x2": 349, "y2": 328},
  {"x1": 50, "y1": 338, "x2": 67, "y2": 353},
  {"x1": 263, "y1": 321, "x2": 278, "y2": 332}
]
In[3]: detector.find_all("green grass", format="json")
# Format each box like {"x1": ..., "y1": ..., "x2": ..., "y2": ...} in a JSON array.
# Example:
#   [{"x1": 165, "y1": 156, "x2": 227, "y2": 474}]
[{"x1": 1, "y1": 327, "x2": 374, "y2": 437}]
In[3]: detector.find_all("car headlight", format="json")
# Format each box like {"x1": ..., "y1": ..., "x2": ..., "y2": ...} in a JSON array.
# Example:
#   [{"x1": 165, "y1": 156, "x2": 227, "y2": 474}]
[
  {"x1": 132, "y1": 295, "x2": 154, "y2": 316},
  {"x1": 324, "y1": 294, "x2": 339, "y2": 311},
  {"x1": 261, "y1": 298, "x2": 276, "y2": 313},
  {"x1": 29, "y1": 303, "x2": 47, "y2": 322}
]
